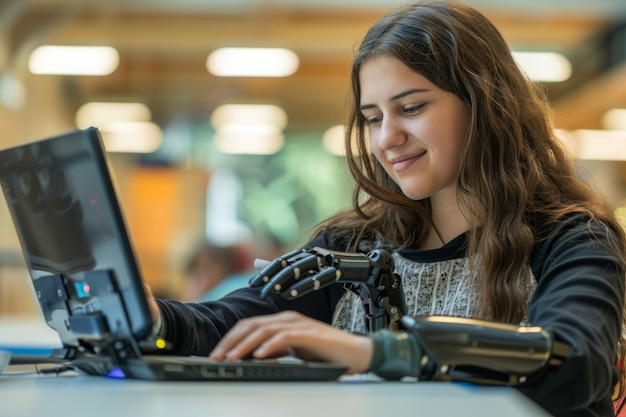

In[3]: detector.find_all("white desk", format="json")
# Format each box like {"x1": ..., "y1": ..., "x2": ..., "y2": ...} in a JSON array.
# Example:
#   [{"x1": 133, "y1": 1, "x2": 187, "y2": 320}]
[{"x1": 0, "y1": 370, "x2": 551, "y2": 417}]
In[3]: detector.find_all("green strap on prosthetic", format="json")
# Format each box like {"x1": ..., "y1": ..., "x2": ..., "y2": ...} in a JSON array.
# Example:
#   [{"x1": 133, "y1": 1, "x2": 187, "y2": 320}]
[{"x1": 368, "y1": 329, "x2": 424, "y2": 380}]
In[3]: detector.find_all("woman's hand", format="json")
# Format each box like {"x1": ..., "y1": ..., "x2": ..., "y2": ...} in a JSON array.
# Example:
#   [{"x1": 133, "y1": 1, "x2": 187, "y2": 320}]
[{"x1": 209, "y1": 311, "x2": 373, "y2": 375}]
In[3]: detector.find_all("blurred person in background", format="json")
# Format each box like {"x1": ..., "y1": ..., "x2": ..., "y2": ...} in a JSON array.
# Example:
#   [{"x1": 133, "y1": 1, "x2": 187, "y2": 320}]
[{"x1": 181, "y1": 242, "x2": 251, "y2": 302}]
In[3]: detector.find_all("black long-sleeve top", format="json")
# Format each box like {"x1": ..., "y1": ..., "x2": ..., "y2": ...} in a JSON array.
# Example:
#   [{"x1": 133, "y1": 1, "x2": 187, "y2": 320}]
[{"x1": 156, "y1": 213, "x2": 625, "y2": 416}]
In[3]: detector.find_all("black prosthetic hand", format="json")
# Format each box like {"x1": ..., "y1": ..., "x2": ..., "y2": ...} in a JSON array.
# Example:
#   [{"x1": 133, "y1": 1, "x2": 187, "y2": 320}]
[{"x1": 249, "y1": 247, "x2": 407, "y2": 331}]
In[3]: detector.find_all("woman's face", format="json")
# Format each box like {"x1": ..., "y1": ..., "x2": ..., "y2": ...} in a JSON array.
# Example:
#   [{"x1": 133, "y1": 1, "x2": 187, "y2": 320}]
[{"x1": 359, "y1": 55, "x2": 470, "y2": 203}]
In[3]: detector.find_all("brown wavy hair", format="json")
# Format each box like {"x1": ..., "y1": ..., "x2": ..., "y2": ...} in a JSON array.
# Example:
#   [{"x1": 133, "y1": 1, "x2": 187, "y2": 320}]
[{"x1": 312, "y1": 0, "x2": 626, "y2": 405}]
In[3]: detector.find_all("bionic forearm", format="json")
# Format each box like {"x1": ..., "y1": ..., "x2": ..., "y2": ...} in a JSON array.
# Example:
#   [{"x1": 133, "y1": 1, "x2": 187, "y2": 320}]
[{"x1": 369, "y1": 315, "x2": 570, "y2": 386}]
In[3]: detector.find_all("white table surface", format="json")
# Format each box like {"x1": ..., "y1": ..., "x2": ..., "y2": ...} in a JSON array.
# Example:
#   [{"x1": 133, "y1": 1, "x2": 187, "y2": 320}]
[{"x1": 0, "y1": 371, "x2": 552, "y2": 417}]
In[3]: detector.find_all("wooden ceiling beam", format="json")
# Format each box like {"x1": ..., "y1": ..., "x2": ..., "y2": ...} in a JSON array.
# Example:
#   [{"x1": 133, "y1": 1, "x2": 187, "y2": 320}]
[
  {"x1": 553, "y1": 62, "x2": 626, "y2": 130},
  {"x1": 12, "y1": 7, "x2": 622, "y2": 131}
]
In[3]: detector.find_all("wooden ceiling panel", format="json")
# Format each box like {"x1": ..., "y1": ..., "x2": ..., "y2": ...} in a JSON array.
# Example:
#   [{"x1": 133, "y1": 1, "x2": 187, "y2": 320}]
[{"x1": 3, "y1": 1, "x2": 625, "y2": 132}]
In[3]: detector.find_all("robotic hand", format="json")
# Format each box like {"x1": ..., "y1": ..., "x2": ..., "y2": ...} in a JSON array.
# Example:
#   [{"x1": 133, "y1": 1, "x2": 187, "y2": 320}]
[{"x1": 249, "y1": 247, "x2": 407, "y2": 331}]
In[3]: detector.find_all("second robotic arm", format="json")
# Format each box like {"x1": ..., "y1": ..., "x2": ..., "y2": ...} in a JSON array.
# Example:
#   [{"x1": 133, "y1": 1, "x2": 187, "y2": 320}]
[{"x1": 372, "y1": 315, "x2": 571, "y2": 386}]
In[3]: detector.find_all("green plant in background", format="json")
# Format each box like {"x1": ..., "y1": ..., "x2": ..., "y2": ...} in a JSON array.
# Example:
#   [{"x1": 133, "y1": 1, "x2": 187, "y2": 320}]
[
  {"x1": 190, "y1": 122, "x2": 353, "y2": 248},
  {"x1": 241, "y1": 133, "x2": 353, "y2": 247}
]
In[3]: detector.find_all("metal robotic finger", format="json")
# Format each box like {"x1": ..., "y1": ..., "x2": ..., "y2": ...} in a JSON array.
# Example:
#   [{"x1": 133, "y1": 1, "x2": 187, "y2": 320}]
[
  {"x1": 281, "y1": 267, "x2": 339, "y2": 299},
  {"x1": 259, "y1": 253, "x2": 321, "y2": 298},
  {"x1": 248, "y1": 248, "x2": 308, "y2": 287}
]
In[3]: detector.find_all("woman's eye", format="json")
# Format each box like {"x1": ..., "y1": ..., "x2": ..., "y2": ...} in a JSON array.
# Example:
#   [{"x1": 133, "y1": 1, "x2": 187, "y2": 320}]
[
  {"x1": 364, "y1": 115, "x2": 382, "y2": 125},
  {"x1": 403, "y1": 104, "x2": 425, "y2": 115}
]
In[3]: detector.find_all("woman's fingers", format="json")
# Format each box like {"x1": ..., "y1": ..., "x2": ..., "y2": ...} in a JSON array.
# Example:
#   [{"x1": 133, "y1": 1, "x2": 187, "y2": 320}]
[
  {"x1": 209, "y1": 311, "x2": 374, "y2": 374},
  {"x1": 252, "y1": 321, "x2": 373, "y2": 374},
  {"x1": 209, "y1": 311, "x2": 298, "y2": 359},
  {"x1": 250, "y1": 320, "x2": 323, "y2": 359}
]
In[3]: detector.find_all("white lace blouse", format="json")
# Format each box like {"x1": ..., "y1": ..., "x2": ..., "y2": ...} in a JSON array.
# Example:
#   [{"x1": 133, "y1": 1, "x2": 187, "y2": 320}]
[{"x1": 332, "y1": 254, "x2": 479, "y2": 333}]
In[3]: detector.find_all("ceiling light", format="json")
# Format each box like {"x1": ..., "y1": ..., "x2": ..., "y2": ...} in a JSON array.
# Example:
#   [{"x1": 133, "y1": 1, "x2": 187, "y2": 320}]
[
  {"x1": 100, "y1": 121, "x2": 163, "y2": 153},
  {"x1": 210, "y1": 104, "x2": 287, "y2": 154},
  {"x1": 556, "y1": 128, "x2": 626, "y2": 160},
  {"x1": 207, "y1": 48, "x2": 299, "y2": 77},
  {"x1": 603, "y1": 109, "x2": 626, "y2": 131},
  {"x1": 322, "y1": 124, "x2": 369, "y2": 156},
  {"x1": 76, "y1": 102, "x2": 152, "y2": 129},
  {"x1": 213, "y1": 131, "x2": 284, "y2": 155},
  {"x1": 512, "y1": 51, "x2": 572, "y2": 82},
  {"x1": 322, "y1": 125, "x2": 346, "y2": 156},
  {"x1": 211, "y1": 104, "x2": 287, "y2": 131},
  {"x1": 28, "y1": 45, "x2": 119, "y2": 76}
]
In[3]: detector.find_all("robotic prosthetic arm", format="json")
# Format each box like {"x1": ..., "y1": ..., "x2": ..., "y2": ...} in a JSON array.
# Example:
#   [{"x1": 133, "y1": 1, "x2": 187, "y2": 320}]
[
  {"x1": 398, "y1": 315, "x2": 570, "y2": 385},
  {"x1": 249, "y1": 247, "x2": 570, "y2": 385}
]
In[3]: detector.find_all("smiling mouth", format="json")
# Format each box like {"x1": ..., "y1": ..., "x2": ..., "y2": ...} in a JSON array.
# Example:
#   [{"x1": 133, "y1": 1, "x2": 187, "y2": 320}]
[{"x1": 390, "y1": 150, "x2": 426, "y2": 171}]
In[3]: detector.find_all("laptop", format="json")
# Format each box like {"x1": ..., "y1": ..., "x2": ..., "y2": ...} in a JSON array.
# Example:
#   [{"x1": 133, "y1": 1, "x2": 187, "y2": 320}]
[{"x1": 0, "y1": 127, "x2": 347, "y2": 381}]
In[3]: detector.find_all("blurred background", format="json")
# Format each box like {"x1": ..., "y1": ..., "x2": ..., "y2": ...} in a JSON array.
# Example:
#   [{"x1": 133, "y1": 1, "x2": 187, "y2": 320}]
[{"x1": 0, "y1": 0, "x2": 626, "y2": 317}]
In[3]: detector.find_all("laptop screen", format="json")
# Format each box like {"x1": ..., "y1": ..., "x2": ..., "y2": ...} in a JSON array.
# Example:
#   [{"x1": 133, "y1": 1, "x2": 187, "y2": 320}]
[{"x1": 0, "y1": 127, "x2": 152, "y2": 353}]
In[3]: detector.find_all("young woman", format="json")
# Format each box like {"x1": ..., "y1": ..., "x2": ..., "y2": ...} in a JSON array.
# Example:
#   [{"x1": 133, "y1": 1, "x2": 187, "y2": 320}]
[{"x1": 148, "y1": 1, "x2": 626, "y2": 415}]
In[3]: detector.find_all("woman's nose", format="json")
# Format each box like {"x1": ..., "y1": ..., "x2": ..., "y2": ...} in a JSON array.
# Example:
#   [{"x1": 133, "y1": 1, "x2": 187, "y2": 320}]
[{"x1": 377, "y1": 116, "x2": 406, "y2": 150}]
